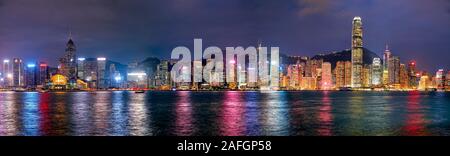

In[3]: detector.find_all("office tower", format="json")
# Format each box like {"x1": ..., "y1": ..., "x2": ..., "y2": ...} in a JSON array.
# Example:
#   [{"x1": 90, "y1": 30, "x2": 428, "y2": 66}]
[
  {"x1": 383, "y1": 45, "x2": 391, "y2": 85},
  {"x1": 38, "y1": 62, "x2": 49, "y2": 87},
  {"x1": 288, "y1": 64, "x2": 302, "y2": 90},
  {"x1": 12, "y1": 58, "x2": 24, "y2": 88},
  {"x1": 362, "y1": 64, "x2": 372, "y2": 88},
  {"x1": 371, "y1": 58, "x2": 382, "y2": 86},
  {"x1": 446, "y1": 71, "x2": 450, "y2": 91},
  {"x1": 436, "y1": 69, "x2": 445, "y2": 90},
  {"x1": 97, "y1": 57, "x2": 107, "y2": 89},
  {"x1": 321, "y1": 62, "x2": 332, "y2": 90},
  {"x1": 400, "y1": 64, "x2": 409, "y2": 89},
  {"x1": 77, "y1": 58, "x2": 86, "y2": 79},
  {"x1": 335, "y1": 61, "x2": 352, "y2": 88},
  {"x1": 83, "y1": 58, "x2": 99, "y2": 88},
  {"x1": 388, "y1": 56, "x2": 400, "y2": 85},
  {"x1": 418, "y1": 74, "x2": 431, "y2": 91},
  {"x1": 351, "y1": 16, "x2": 364, "y2": 88},
  {"x1": 2, "y1": 59, "x2": 12, "y2": 87},
  {"x1": 155, "y1": 60, "x2": 171, "y2": 88},
  {"x1": 26, "y1": 63, "x2": 37, "y2": 89},
  {"x1": 335, "y1": 61, "x2": 345, "y2": 88},
  {"x1": 408, "y1": 60, "x2": 418, "y2": 89},
  {"x1": 59, "y1": 36, "x2": 77, "y2": 83}
]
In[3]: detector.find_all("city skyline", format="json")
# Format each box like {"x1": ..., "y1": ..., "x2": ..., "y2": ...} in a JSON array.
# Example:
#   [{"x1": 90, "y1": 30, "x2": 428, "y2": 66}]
[
  {"x1": 0, "y1": 0, "x2": 449, "y2": 72},
  {"x1": 1, "y1": 14, "x2": 449, "y2": 92}
]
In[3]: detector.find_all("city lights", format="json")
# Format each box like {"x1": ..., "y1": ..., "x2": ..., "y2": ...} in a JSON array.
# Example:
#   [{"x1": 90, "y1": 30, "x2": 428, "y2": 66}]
[{"x1": 27, "y1": 64, "x2": 36, "y2": 68}]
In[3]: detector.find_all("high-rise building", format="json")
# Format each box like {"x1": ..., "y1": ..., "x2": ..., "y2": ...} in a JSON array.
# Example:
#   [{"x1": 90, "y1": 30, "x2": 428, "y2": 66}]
[
  {"x1": 362, "y1": 64, "x2": 372, "y2": 88},
  {"x1": 371, "y1": 58, "x2": 382, "y2": 86},
  {"x1": 335, "y1": 61, "x2": 352, "y2": 88},
  {"x1": 38, "y1": 62, "x2": 49, "y2": 87},
  {"x1": 382, "y1": 45, "x2": 391, "y2": 86},
  {"x1": 287, "y1": 64, "x2": 302, "y2": 90},
  {"x1": 446, "y1": 71, "x2": 450, "y2": 91},
  {"x1": 351, "y1": 16, "x2": 364, "y2": 88},
  {"x1": 436, "y1": 69, "x2": 445, "y2": 90},
  {"x1": 321, "y1": 62, "x2": 332, "y2": 90},
  {"x1": 155, "y1": 60, "x2": 171, "y2": 88},
  {"x1": 59, "y1": 36, "x2": 77, "y2": 83},
  {"x1": 408, "y1": 60, "x2": 418, "y2": 89},
  {"x1": 388, "y1": 56, "x2": 400, "y2": 86},
  {"x1": 400, "y1": 64, "x2": 409, "y2": 89},
  {"x1": 12, "y1": 58, "x2": 24, "y2": 88},
  {"x1": 2, "y1": 59, "x2": 12, "y2": 87},
  {"x1": 418, "y1": 75, "x2": 431, "y2": 91},
  {"x1": 25, "y1": 63, "x2": 37, "y2": 89},
  {"x1": 97, "y1": 57, "x2": 107, "y2": 89},
  {"x1": 77, "y1": 58, "x2": 86, "y2": 79}
]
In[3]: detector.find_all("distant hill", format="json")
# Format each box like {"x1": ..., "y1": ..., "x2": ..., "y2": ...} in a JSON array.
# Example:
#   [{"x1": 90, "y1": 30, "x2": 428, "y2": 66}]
[{"x1": 311, "y1": 48, "x2": 381, "y2": 69}]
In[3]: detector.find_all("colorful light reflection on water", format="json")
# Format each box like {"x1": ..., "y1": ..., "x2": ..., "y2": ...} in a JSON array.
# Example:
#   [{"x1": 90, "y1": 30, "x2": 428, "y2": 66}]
[{"x1": 0, "y1": 91, "x2": 449, "y2": 136}]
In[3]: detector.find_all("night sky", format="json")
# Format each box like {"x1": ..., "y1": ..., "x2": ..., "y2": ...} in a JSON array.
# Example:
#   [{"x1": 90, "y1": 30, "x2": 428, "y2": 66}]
[{"x1": 0, "y1": 0, "x2": 449, "y2": 72}]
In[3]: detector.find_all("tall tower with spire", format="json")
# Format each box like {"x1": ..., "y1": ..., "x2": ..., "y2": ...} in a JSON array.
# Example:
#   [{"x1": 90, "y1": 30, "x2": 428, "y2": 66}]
[
  {"x1": 59, "y1": 31, "x2": 77, "y2": 85},
  {"x1": 382, "y1": 44, "x2": 391, "y2": 85},
  {"x1": 351, "y1": 16, "x2": 363, "y2": 88}
]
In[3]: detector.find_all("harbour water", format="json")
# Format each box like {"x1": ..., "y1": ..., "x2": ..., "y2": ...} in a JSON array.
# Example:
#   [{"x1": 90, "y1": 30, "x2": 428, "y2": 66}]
[{"x1": 0, "y1": 91, "x2": 449, "y2": 136}]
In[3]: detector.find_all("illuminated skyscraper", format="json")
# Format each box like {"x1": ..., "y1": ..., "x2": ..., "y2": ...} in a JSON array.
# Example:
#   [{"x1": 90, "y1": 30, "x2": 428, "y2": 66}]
[
  {"x1": 97, "y1": 57, "x2": 107, "y2": 89},
  {"x1": 388, "y1": 56, "x2": 400, "y2": 85},
  {"x1": 336, "y1": 61, "x2": 352, "y2": 88},
  {"x1": 408, "y1": 60, "x2": 418, "y2": 89},
  {"x1": 371, "y1": 58, "x2": 382, "y2": 86},
  {"x1": 362, "y1": 64, "x2": 372, "y2": 88},
  {"x1": 287, "y1": 64, "x2": 302, "y2": 90},
  {"x1": 351, "y1": 16, "x2": 364, "y2": 88},
  {"x1": 400, "y1": 64, "x2": 409, "y2": 89},
  {"x1": 321, "y1": 62, "x2": 332, "y2": 90},
  {"x1": 26, "y1": 63, "x2": 37, "y2": 88},
  {"x1": 436, "y1": 69, "x2": 445, "y2": 90},
  {"x1": 446, "y1": 71, "x2": 450, "y2": 91},
  {"x1": 38, "y1": 62, "x2": 49, "y2": 87},
  {"x1": 12, "y1": 58, "x2": 24, "y2": 88},
  {"x1": 382, "y1": 45, "x2": 391, "y2": 85},
  {"x1": 2, "y1": 59, "x2": 12, "y2": 87},
  {"x1": 59, "y1": 35, "x2": 77, "y2": 84}
]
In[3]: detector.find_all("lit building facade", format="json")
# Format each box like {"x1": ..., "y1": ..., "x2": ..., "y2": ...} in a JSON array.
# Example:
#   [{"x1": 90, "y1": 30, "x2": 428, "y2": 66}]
[
  {"x1": 436, "y1": 69, "x2": 445, "y2": 90},
  {"x1": 59, "y1": 37, "x2": 77, "y2": 84},
  {"x1": 362, "y1": 64, "x2": 372, "y2": 88},
  {"x1": 12, "y1": 58, "x2": 24, "y2": 88},
  {"x1": 408, "y1": 60, "x2": 418, "y2": 89},
  {"x1": 25, "y1": 63, "x2": 37, "y2": 89},
  {"x1": 388, "y1": 56, "x2": 400, "y2": 86},
  {"x1": 335, "y1": 61, "x2": 352, "y2": 88},
  {"x1": 371, "y1": 58, "x2": 382, "y2": 86},
  {"x1": 400, "y1": 64, "x2": 409, "y2": 89},
  {"x1": 383, "y1": 45, "x2": 391, "y2": 85},
  {"x1": 321, "y1": 62, "x2": 332, "y2": 90},
  {"x1": 38, "y1": 62, "x2": 49, "y2": 88},
  {"x1": 351, "y1": 16, "x2": 364, "y2": 88}
]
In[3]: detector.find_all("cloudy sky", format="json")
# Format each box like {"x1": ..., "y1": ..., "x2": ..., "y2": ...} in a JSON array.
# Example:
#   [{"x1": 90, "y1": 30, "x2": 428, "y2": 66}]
[{"x1": 0, "y1": 0, "x2": 449, "y2": 72}]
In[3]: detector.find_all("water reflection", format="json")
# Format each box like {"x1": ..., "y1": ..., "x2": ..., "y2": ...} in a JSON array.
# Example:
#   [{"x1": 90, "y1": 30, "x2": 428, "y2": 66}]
[
  {"x1": 260, "y1": 91, "x2": 289, "y2": 136},
  {"x1": 39, "y1": 93, "x2": 51, "y2": 135},
  {"x1": 219, "y1": 91, "x2": 246, "y2": 136},
  {"x1": 174, "y1": 91, "x2": 194, "y2": 136},
  {"x1": 127, "y1": 92, "x2": 149, "y2": 136},
  {"x1": 0, "y1": 91, "x2": 449, "y2": 136},
  {"x1": 0, "y1": 92, "x2": 19, "y2": 136},
  {"x1": 318, "y1": 91, "x2": 333, "y2": 136},
  {"x1": 21, "y1": 92, "x2": 40, "y2": 136},
  {"x1": 93, "y1": 92, "x2": 111, "y2": 136},
  {"x1": 402, "y1": 91, "x2": 429, "y2": 136}
]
